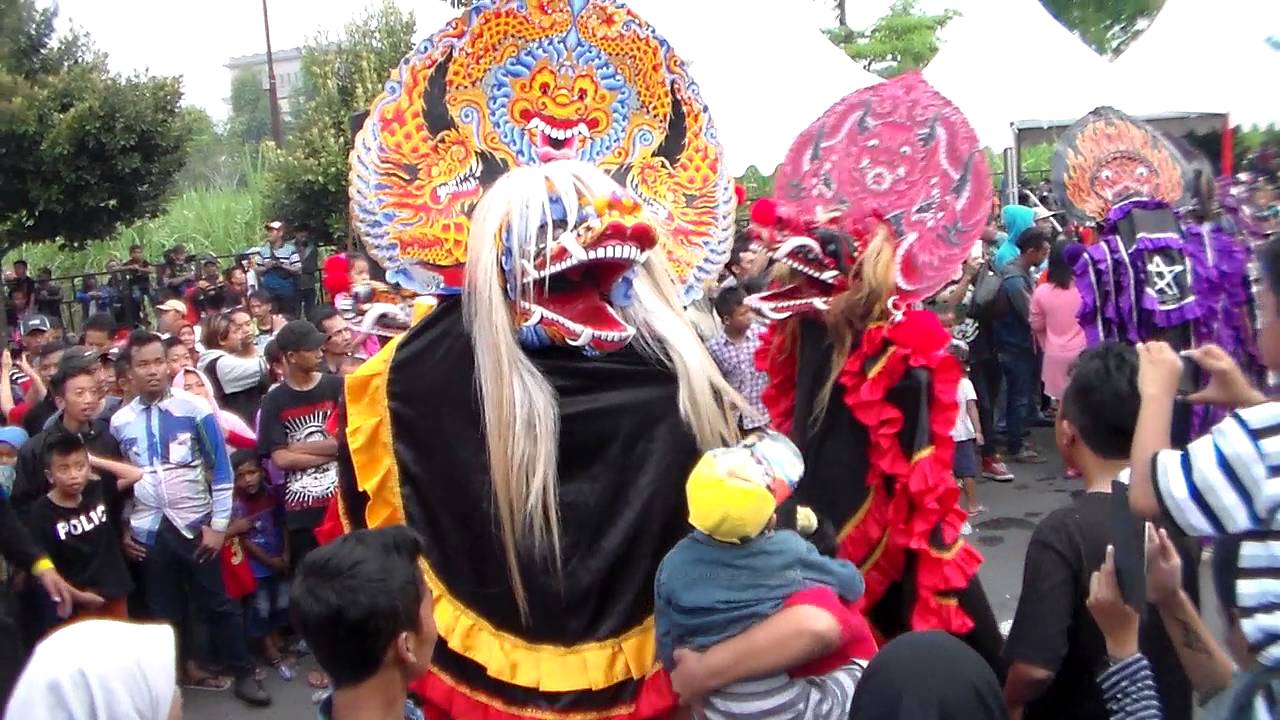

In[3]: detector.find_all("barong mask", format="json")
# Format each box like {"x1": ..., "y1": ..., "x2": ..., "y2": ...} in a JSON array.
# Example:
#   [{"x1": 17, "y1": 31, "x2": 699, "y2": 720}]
[
  {"x1": 349, "y1": 0, "x2": 734, "y2": 303},
  {"x1": 499, "y1": 183, "x2": 657, "y2": 353},
  {"x1": 1052, "y1": 106, "x2": 1188, "y2": 224},
  {"x1": 747, "y1": 74, "x2": 991, "y2": 320}
]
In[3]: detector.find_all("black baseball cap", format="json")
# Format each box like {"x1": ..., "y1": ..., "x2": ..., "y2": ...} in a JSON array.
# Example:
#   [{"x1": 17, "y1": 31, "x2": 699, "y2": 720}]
[
  {"x1": 20, "y1": 315, "x2": 50, "y2": 335},
  {"x1": 274, "y1": 320, "x2": 327, "y2": 353}
]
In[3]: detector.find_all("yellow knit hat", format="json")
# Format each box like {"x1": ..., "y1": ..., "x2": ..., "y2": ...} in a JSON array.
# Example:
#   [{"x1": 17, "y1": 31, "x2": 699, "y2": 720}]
[{"x1": 686, "y1": 448, "x2": 780, "y2": 544}]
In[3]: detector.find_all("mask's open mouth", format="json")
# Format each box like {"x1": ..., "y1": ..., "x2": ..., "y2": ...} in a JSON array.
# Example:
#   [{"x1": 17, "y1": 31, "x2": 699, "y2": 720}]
[
  {"x1": 431, "y1": 155, "x2": 482, "y2": 204},
  {"x1": 746, "y1": 282, "x2": 833, "y2": 320},
  {"x1": 772, "y1": 236, "x2": 842, "y2": 284},
  {"x1": 528, "y1": 117, "x2": 591, "y2": 163},
  {"x1": 517, "y1": 221, "x2": 657, "y2": 352}
]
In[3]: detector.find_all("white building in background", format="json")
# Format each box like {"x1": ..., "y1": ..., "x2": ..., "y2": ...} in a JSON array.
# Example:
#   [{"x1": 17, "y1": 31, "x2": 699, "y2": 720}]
[{"x1": 224, "y1": 47, "x2": 304, "y2": 117}]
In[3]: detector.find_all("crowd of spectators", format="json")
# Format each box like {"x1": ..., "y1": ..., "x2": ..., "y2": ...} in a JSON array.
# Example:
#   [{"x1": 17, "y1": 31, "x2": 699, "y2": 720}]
[{"x1": 0, "y1": 220, "x2": 388, "y2": 714}]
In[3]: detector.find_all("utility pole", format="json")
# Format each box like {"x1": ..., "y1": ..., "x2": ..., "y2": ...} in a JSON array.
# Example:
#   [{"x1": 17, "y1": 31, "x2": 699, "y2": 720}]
[{"x1": 261, "y1": 0, "x2": 285, "y2": 148}]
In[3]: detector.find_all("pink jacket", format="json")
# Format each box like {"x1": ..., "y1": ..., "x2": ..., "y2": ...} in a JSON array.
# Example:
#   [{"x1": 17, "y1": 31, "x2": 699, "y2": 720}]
[{"x1": 1029, "y1": 283, "x2": 1086, "y2": 355}]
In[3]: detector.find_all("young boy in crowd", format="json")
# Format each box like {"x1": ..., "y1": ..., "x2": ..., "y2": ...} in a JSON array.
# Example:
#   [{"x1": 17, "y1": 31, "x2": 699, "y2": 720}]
[
  {"x1": 706, "y1": 287, "x2": 770, "y2": 431},
  {"x1": 1003, "y1": 343, "x2": 1186, "y2": 720},
  {"x1": 1126, "y1": 234, "x2": 1280, "y2": 717},
  {"x1": 229, "y1": 449, "x2": 292, "y2": 679},
  {"x1": 655, "y1": 432, "x2": 871, "y2": 719},
  {"x1": 950, "y1": 340, "x2": 984, "y2": 535},
  {"x1": 292, "y1": 527, "x2": 436, "y2": 720},
  {"x1": 21, "y1": 434, "x2": 130, "y2": 634}
]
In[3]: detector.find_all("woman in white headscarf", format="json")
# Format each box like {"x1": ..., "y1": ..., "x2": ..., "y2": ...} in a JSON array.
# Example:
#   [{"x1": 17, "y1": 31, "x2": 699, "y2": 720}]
[{"x1": 6, "y1": 619, "x2": 182, "y2": 720}]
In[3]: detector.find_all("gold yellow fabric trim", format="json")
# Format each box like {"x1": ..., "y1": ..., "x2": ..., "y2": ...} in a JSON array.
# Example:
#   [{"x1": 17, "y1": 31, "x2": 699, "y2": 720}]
[
  {"x1": 866, "y1": 347, "x2": 897, "y2": 380},
  {"x1": 343, "y1": 332, "x2": 657, "y2": 692},
  {"x1": 911, "y1": 445, "x2": 935, "y2": 464},
  {"x1": 859, "y1": 529, "x2": 892, "y2": 573},
  {"x1": 431, "y1": 667, "x2": 639, "y2": 720},
  {"x1": 837, "y1": 486, "x2": 876, "y2": 541}
]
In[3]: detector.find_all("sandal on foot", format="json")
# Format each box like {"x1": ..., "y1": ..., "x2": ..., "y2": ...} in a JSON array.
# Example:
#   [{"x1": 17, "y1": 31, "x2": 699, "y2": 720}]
[{"x1": 181, "y1": 675, "x2": 232, "y2": 692}]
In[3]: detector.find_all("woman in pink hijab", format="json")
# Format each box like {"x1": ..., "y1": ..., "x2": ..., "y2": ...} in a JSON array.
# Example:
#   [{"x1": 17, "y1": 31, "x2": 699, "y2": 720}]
[{"x1": 174, "y1": 366, "x2": 257, "y2": 450}]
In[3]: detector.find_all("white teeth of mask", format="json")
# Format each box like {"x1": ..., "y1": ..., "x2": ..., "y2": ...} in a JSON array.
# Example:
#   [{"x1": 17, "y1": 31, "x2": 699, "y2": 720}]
[{"x1": 558, "y1": 232, "x2": 589, "y2": 261}]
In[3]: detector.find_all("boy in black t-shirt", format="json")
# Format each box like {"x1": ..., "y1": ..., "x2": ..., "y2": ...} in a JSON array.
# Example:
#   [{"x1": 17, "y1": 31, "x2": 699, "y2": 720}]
[
  {"x1": 257, "y1": 321, "x2": 341, "y2": 573},
  {"x1": 1002, "y1": 343, "x2": 1189, "y2": 720},
  {"x1": 22, "y1": 434, "x2": 131, "y2": 635}
]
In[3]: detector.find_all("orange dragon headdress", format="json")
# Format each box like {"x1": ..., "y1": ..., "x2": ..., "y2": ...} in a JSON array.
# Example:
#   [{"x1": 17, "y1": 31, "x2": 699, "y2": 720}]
[
  {"x1": 1051, "y1": 106, "x2": 1190, "y2": 223},
  {"x1": 348, "y1": 0, "x2": 733, "y2": 303}
]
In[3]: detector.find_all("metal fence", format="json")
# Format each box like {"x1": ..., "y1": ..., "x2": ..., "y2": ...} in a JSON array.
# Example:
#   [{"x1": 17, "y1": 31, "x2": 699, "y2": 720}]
[{"x1": 11, "y1": 252, "x2": 324, "y2": 333}]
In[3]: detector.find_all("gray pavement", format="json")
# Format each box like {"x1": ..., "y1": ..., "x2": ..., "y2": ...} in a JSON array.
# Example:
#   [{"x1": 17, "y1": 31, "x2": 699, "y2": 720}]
[{"x1": 188, "y1": 429, "x2": 1073, "y2": 720}]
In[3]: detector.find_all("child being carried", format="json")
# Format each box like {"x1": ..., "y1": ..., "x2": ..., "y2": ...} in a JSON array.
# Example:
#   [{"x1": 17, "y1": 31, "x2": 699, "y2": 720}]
[{"x1": 655, "y1": 430, "x2": 874, "y2": 720}]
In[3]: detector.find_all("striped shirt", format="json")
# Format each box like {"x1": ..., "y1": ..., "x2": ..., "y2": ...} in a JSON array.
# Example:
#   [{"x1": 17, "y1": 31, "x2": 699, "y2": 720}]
[
  {"x1": 258, "y1": 242, "x2": 301, "y2": 294},
  {"x1": 109, "y1": 389, "x2": 233, "y2": 544},
  {"x1": 700, "y1": 661, "x2": 864, "y2": 720},
  {"x1": 1097, "y1": 654, "x2": 1163, "y2": 720},
  {"x1": 1154, "y1": 401, "x2": 1280, "y2": 669}
]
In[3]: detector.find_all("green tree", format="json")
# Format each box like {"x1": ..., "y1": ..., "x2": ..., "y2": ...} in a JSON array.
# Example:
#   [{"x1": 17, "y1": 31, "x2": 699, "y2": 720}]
[
  {"x1": 262, "y1": 0, "x2": 416, "y2": 240},
  {"x1": 824, "y1": 0, "x2": 957, "y2": 78},
  {"x1": 0, "y1": 0, "x2": 190, "y2": 254},
  {"x1": 1039, "y1": 0, "x2": 1165, "y2": 57},
  {"x1": 226, "y1": 69, "x2": 274, "y2": 147}
]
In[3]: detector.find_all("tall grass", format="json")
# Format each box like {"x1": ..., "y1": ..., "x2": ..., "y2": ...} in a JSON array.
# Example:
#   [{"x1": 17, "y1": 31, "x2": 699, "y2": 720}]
[{"x1": 11, "y1": 149, "x2": 271, "y2": 276}]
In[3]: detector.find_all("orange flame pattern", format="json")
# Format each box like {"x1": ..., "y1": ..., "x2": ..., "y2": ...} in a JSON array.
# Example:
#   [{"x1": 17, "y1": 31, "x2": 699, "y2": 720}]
[{"x1": 1062, "y1": 114, "x2": 1184, "y2": 221}]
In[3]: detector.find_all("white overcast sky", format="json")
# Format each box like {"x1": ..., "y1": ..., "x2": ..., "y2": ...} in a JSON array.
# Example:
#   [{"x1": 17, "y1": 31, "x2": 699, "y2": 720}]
[
  {"x1": 48, "y1": 0, "x2": 1279, "y2": 122},
  {"x1": 48, "y1": 0, "x2": 899, "y2": 120}
]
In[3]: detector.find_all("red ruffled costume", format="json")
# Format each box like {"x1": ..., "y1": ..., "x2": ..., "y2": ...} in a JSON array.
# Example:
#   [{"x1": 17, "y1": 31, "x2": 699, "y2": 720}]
[{"x1": 759, "y1": 311, "x2": 985, "y2": 640}]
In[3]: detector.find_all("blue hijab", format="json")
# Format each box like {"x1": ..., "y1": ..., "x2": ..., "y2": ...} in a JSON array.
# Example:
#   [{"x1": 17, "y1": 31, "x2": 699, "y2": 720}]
[{"x1": 994, "y1": 205, "x2": 1036, "y2": 270}]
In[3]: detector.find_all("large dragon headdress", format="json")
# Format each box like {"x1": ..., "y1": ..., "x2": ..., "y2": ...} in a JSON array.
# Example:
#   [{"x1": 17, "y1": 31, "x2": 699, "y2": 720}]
[
  {"x1": 349, "y1": 0, "x2": 732, "y2": 309},
  {"x1": 1051, "y1": 106, "x2": 1190, "y2": 223},
  {"x1": 747, "y1": 73, "x2": 992, "y2": 320}
]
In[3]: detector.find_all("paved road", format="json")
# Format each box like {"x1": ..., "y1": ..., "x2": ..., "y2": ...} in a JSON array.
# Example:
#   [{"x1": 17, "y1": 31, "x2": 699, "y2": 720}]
[{"x1": 188, "y1": 429, "x2": 1073, "y2": 720}]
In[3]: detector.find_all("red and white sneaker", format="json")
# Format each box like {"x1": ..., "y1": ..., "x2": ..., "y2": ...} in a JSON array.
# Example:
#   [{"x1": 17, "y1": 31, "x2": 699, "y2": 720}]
[{"x1": 983, "y1": 457, "x2": 1015, "y2": 482}]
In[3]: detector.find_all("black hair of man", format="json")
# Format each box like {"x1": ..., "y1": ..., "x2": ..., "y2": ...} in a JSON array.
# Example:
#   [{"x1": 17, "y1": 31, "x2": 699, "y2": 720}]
[
  {"x1": 249, "y1": 289, "x2": 275, "y2": 308},
  {"x1": 230, "y1": 448, "x2": 259, "y2": 472},
  {"x1": 310, "y1": 304, "x2": 340, "y2": 330},
  {"x1": 161, "y1": 335, "x2": 183, "y2": 352},
  {"x1": 129, "y1": 244, "x2": 143, "y2": 253},
  {"x1": 121, "y1": 329, "x2": 163, "y2": 367},
  {"x1": 727, "y1": 232, "x2": 753, "y2": 271},
  {"x1": 49, "y1": 358, "x2": 98, "y2": 399},
  {"x1": 291, "y1": 526, "x2": 428, "y2": 688},
  {"x1": 44, "y1": 431, "x2": 87, "y2": 466},
  {"x1": 713, "y1": 286, "x2": 746, "y2": 319},
  {"x1": 1060, "y1": 342, "x2": 1140, "y2": 460},
  {"x1": 83, "y1": 312, "x2": 116, "y2": 337},
  {"x1": 264, "y1": 339, "x2": 283, "y2": 367},
  {"x1": 12, "y1": 260, "x2": 27, "y2": 269},
  {"x1": 1016, "y1": 225, "x2": 1053, "y2": 255}
]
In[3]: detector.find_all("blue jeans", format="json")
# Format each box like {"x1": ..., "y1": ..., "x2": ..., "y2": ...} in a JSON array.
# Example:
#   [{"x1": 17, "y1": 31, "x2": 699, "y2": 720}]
[
  {"x1": 999, "y1": 351, "x2": 1036, "y2": 455},
  {"x1": 144, "y1": 519, "x2": 253, "y2": 678}
]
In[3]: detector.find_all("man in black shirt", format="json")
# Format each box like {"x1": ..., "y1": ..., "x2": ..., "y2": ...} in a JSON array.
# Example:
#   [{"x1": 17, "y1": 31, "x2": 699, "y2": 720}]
[
  {"x1": 33, "y1": 268, "x2": 63, "y2": 328},
  {"x1": 19, "y1": 339, "x2": 65, "y2": 437},
  {"x1": 1003, "y1": 343, "x2": 1187, "y2": 720},
  {"x1": 7, "y1": 260, "x2": 36, "y2": 309},
  {"x1": 120, "y1": 244, "x2": 153, "y2": 326},
  {"x1": 257, "y1": 320, "x2": 342, "y2": 573},
  {"x1": 12, "y1": 352, "x2": 124, "y2": 519}
]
